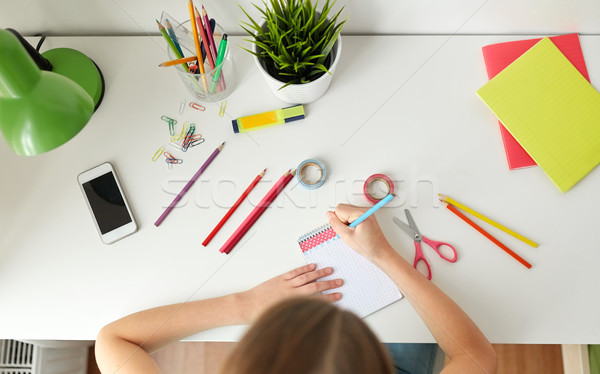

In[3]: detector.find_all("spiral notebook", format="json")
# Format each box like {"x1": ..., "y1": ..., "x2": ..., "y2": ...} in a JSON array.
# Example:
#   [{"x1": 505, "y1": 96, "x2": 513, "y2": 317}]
[{"x1": 298, "y1": 224, "x2": 403, "y2": 318}]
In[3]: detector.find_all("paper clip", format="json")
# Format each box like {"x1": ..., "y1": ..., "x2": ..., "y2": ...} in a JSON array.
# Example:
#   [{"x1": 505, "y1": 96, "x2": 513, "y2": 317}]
[
  {"x1": 169, "y1": 142, "x2": 184, "y2": 152},
  {"x1": 161, "y1": 115, "x2": 177, "y2": 125},
  {"x1": 189, "y1": 102, "x2": 206, "y2": 111},
  {"x1": 170, "y1": 134, "x2": 185, "y2": 142},
  {"x1": 164, "y1": 152, "x2": 182, "y2": 164},
  {"x1": 189, "y1": 137, "x2": 205, "y2": 147},
  {"x1": 179, "y1": 100, "x2": 186, "y2": 115},
  {"x1": 161, "y1": 115, "x2": 177, "y2": 136},
  {"x1": 218, "y1": 101, "x2": 226, "y2": 117},
  {"x1": 179, "y1": 122, "x2": 188, "y2": 137},
  {"x1": 152, "y1": 147, "x2": 164, "y2": 162},
  {"x1": 182, "y1": 124, "x2": 196, "y2": 151}
]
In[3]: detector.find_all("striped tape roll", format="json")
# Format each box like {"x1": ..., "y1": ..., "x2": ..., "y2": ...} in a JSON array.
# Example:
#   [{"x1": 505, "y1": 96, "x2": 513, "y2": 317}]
[
  {"x1": 297, "y1": 159, "x2": 326, "y2": 189},
  {"x1": 363, "y1": 173, "x2": 395, "y2": 204}
]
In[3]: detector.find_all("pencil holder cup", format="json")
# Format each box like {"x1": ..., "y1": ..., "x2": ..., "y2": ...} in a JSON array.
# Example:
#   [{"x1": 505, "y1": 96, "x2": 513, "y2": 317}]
[{"x1": 167, "y1": 21, "x2": 236, "y2": 102}]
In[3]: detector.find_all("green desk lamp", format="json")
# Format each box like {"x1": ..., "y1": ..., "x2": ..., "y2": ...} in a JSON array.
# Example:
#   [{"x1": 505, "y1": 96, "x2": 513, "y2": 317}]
[{"x1": 0, "y1": 29, "x2": 105, "y2": 156}]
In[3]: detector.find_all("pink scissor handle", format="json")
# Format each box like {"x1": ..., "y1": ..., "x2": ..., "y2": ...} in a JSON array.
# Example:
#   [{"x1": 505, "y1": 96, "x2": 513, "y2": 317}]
[
  {"x1": 422, "y1": 237, "x2": 458, "y2": 262},
  {"x1": 413, "y1": 242, "x2": 432, "y2": 280}
]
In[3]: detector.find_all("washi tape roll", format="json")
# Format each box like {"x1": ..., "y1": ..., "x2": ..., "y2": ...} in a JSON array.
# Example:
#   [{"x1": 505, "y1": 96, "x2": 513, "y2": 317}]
[
  {"x1": 297, "y1": 159, "x2": 326, "y2": 189},
  {"x1": 363, "y1": 173, "x2": 394, "y2": 204}
]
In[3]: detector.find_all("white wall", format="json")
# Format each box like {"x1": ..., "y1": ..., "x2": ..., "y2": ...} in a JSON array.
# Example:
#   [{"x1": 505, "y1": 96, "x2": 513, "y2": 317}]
[{"x1": 2, "y1": 0, "x2": 600, "y2": 36}]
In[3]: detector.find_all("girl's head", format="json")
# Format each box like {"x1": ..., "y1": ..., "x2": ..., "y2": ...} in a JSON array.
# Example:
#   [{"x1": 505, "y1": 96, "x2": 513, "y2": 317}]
[{"x1": 220, "y1": 297, "x2": 394, "y2": 374}]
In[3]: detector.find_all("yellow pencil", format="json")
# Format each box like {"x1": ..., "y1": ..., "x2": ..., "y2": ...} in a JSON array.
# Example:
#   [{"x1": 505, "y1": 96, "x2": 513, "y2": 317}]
[
  {"x1": 439, "y1": 194, "x2": 538, "y2": 248},
  {"x1": 188, "y1": 0, "x2": 208, "y2": 92}
]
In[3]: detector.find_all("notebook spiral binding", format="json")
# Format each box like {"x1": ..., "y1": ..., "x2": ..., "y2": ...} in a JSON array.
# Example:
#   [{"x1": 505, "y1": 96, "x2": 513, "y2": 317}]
[
  {"x1": 298, "y1": 224, "x2": 337, "y2": 253},
  {"x1": 298, "y1": 224, "x2": 331, "y2": 243}
]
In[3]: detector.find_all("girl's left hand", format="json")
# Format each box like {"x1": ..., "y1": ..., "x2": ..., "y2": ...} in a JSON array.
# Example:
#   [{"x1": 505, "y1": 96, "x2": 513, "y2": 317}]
[{"x1": 239, "y1": 263, "x2": 343, "y2": 322}]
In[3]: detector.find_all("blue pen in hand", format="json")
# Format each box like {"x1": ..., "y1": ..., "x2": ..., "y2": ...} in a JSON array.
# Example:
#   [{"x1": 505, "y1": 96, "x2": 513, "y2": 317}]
[{"x1": 349, "y1": 193, "x2": 395, "y2": 228}]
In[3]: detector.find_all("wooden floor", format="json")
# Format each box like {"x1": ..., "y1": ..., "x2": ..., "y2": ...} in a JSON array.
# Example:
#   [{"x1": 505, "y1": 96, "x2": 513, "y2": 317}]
[{"x1": 87, "y1": 343, "x2": 564, "y2": 373}]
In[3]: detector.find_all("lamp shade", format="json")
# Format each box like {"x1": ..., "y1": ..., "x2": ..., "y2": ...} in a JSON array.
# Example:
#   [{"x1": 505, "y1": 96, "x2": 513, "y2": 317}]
[{"x1": 0, "y1": 29, "x2": 94, "y2": 156}]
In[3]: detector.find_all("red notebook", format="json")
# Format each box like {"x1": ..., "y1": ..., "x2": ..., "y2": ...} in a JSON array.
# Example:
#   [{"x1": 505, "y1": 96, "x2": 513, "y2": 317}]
[{"x1": 481, "y1": 34, "x2": 590, "y2": 169}]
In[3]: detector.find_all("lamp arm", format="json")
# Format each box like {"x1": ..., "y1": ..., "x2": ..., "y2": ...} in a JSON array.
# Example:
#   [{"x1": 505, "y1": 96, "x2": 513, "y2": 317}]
[{"x1": 5, "y1": 28, "x2": 53, "y2": 71}]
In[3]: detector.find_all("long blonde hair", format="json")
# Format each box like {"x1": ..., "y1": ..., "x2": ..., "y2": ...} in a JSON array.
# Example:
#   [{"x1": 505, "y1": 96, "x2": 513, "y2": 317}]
[{"x1": 220, "y1": 297, "x2": 394, "y2": 374}]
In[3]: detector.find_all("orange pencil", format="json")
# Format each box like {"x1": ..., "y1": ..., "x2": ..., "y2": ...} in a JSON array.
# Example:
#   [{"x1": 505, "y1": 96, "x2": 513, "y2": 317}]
[
  {"x1": 187, "y1": 0, "x2": 208, "y2": 91},
  {"x1": 441, "y1": 201, "x2": 532, "y2": 269},
  {"x1": 159, "y1": 56, "x2": 198, "y2": 67}
]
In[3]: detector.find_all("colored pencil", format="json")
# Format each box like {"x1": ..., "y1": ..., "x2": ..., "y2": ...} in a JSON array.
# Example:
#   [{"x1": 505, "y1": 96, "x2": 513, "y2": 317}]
[
  {"x1": 154, "y1": 142, "x2": 225, "y2": 227},
  {"x1": 219, "y1": 170, "x2": 294, "y2": 254},
  {"x1": 441, "y1": 201, "x2": 532, "y2": 269},
  {"x1": 439, "y1": 194, "x2": 538, "y2": 248},
  {"x1": 220, "y1": 170, "x2": 293, "y2": 254},
  {"x1": 188, "y1": 0, "x2": 208, "y2": 91},
  {"x1": 194, "y1": 7, "x2": 215, "y2": 69},
  {"x1": 201, "y1": 6, "x2": 218, "y2": 62},
  {"x1": 202, "y1": 168, "x2": 266, "y2": 246},
  {"x1": 202, "y1": 5, "x2": 225, "y2": 91},
  {"x1": 165, "y1": 19, "x2": 184, "y2": 57},
  {"x1": 159, "y1": 56, "x2": 198, "y2": 67},
  {"x1": 156, "y1": 20, "x2": 189, "y2": 72},
  {"x1": 349, "y1": 193, "x2": 395, "y2": 228},
  {"x1": 223, "y1": 170, "x2": 294, "y2": 255}
]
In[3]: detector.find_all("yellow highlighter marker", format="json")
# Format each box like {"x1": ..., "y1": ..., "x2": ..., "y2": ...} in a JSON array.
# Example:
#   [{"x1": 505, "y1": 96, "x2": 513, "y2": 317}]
[{"x1": 232, "y1": 105, "x2": 305, "y2": 133}]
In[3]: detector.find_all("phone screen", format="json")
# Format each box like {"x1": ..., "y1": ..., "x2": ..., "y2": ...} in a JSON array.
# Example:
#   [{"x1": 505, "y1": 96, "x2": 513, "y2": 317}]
[{"x1": 82, "y1": 172, "x2": 132, "y2": 234}]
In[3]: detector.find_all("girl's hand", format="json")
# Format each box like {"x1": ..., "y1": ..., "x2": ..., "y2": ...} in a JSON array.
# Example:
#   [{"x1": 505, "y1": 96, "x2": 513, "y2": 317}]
[
  {"x1": 239, "y1": 263, "x2": 343, "y2": 322},
  {"x1": 327, "y1": 203, "x2": 396, "y2": 263}
]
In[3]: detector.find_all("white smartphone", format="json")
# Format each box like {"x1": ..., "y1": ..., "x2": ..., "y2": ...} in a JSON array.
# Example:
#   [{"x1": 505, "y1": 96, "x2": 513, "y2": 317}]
[{"x1": 77, "y1": 162, "x2": 138, "y2": 244}]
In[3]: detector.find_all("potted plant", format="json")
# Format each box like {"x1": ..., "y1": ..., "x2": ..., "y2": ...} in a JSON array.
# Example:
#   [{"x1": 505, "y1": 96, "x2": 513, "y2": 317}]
[{"x1": 240, "y1": 0, "x2": 346, "y2": 104}]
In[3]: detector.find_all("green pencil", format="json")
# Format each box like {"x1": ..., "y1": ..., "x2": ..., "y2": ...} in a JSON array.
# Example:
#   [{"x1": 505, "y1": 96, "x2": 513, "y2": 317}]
[{"x1": 156, "y1": 20, "x2": 189, "y2": 72}]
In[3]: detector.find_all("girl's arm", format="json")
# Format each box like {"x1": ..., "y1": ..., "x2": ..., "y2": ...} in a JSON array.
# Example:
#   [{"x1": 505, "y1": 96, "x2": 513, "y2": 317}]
[
  {"x1": 95, "y1": 264, "x2": 342, "y2": 374},
  {"x1": 328, "y1": 205, "x2": 497, "y2": 374}
]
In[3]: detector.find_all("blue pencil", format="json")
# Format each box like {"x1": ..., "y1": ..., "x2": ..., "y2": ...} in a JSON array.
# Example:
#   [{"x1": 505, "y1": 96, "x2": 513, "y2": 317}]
[
  {"x1": 165, "y1": 19, "x2": 184, "y2": 57},
  {"x1": 349, "y1": 194, "x2": 395, "y2": 228}
]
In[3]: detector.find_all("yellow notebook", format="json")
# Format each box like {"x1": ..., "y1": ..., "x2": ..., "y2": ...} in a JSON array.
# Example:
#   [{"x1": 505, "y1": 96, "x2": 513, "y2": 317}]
[{"x1": 477, "y1": 37, "x2": 600, "y2": 192}]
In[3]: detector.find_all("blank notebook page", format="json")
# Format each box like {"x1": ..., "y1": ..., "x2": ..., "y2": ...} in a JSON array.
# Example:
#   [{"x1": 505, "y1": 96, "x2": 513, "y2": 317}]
[
  {"x1": 477, "y1": 37, "x2": 600, "y2": 192},
  {"x1": 298, "y1": 224, "x2": 402, "y2": 318}
]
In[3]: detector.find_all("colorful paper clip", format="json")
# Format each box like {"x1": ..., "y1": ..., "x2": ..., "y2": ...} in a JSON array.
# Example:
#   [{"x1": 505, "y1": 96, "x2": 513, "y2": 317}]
[
  {"x1": 179, "y1": 122, "x2": 188, "y2": 137},
  {"x1": 161, "y1": 115, "x2": 177, "y2": 136},
  {"x1": 161, "y1": 115, "x2": 177, "y2": 124},
  {"x1": 218, "y1": 101, "x2": 226, "y2": 117},
  {"x1": 164, "y1": 152, "x2": 182, "y2": 164},
  {"x1": 189, "y1": 102, "x2": 206, "y2": 111},
  {"x1": 189, "y1": 137, "x2": 205, "y2": 147},
  {"x1": 152, "y1": 147, "x2": 165, "y2": 161},
  {"x1": 182, "y1": 124, "x2": 196, "y2": 151},
  {"x1": 169, "y1": 142, "x2": 184, "y2": 152},
  {"x1": 179, "y1": 100, "x2": 186, "y2": 115}
]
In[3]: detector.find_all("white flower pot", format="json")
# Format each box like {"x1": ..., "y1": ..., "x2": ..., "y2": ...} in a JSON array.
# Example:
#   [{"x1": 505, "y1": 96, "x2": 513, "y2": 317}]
[{"x1": 252, "y1": 33, "x2": 342, "y2": 104}]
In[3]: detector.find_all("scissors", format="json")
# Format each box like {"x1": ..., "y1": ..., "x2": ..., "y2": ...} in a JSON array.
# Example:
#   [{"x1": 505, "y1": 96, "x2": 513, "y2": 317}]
[{"x1": 393, "y1": 209, "x2": 457, "y2": 280}]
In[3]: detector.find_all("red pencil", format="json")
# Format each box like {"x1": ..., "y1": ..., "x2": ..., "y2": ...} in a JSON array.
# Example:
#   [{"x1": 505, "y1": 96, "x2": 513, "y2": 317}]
[
  {"x1": 229, "y1": 171, "x2": 295, "y2": 248},
  {"x1": 202, "y1": 169, "x2": 266, "y2": 246},
  {"x1": 220, "y1": 170, "x2": 294, "y2": 254},
  {"x1": 220, "y1": 170, "x2": 293, "y2": 254},
  {"x1": 442, "y1": 201, "x2": 532, "y2": 269},
  {"x1": 194, "y1": 7, "x2": 215, "y2": 69}
]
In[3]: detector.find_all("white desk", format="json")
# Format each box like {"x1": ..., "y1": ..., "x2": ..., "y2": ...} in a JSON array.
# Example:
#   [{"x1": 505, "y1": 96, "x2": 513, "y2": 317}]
[{"x1": 1, "y1": 35, "x2": 600, "y2": 344}]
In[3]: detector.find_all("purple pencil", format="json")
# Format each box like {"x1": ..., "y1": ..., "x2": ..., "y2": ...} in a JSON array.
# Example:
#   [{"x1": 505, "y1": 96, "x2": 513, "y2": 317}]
[{"x1": 154, "y1": 142, "x2": 225, "y2": 227}]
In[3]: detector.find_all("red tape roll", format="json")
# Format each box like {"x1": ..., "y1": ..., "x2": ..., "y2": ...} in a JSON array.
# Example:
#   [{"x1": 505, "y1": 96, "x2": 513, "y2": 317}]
[{"x1": 363, "y1": 174, "x2": 394, "y2": 204}]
